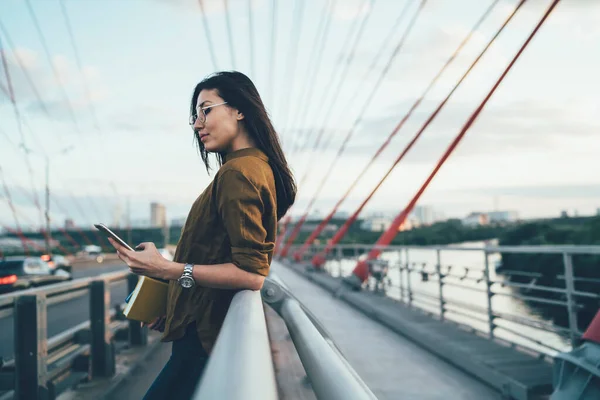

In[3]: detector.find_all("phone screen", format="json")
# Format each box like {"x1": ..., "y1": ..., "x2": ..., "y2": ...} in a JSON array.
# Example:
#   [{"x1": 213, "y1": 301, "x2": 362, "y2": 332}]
[{"x1": 94, "y1": 223, "x2": 134, "y2": 251}]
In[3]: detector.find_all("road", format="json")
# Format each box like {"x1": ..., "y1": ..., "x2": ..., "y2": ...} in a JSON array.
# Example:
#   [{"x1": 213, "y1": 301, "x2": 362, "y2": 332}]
[{"x1": 0, "y1": 260, "x2": 130, "y2": 361}]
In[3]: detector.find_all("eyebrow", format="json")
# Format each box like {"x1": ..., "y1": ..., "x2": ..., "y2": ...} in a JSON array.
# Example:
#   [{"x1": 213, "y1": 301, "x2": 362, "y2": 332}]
[{"x1": 198, "y1": 100, "x2": 212, "y2": 108}]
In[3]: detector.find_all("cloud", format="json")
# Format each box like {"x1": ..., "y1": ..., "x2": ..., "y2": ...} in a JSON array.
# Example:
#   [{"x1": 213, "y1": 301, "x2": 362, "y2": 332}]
[
  {"x1": 151, "y1": 0, "x2": 267, "y2": 14},
  {"x1": 0, "y1": 47, "x2": 109, "y2": 121},
  {"x1": 328, "y1": 97, "x2": 600, "y2": 164},
  {"x1": 331, "y1": 0, "x2": 373, "y2": 21},
  {"x1": 455, "y1": 184, "x2": 600, "y2": 199},
  {"x1": 106, "y1": 105, "x2": 184, "y2": 134}
]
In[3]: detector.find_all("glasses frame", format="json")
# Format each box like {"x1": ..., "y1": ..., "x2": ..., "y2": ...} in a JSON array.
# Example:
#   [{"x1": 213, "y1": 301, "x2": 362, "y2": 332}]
[{"x1": 189, "y1": 101, "x2": 228, "y2": 126}]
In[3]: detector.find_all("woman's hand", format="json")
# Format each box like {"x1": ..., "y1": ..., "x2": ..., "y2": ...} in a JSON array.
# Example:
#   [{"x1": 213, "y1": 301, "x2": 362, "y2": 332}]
[
  {"x1": 143, "y1": 315, "x2": 166, "y2": 332},
  {"x1": 107, "y1": 238, "x2": 174, "y2": 280}
]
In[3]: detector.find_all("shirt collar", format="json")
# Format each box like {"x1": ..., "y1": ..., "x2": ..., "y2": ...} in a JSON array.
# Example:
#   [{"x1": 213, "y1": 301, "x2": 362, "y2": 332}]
[{"x1": 224, "y1": 147, "x2": 269, "y2": 163}]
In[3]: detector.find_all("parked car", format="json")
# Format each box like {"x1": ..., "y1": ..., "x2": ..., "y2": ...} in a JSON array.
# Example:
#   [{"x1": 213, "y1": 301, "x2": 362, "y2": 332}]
[
  {"x1": 82, "y1": 245, "x2": 104, "y2": 263},
  {"x1": 41, "y1": 254, "x2": 72, "y2": 273},
  {"x1": 0, "y1": 256, "x2": 72, "y2": 294}
]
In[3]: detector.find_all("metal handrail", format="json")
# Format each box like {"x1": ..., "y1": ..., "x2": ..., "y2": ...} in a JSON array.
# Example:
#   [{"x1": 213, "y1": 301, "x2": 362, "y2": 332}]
[
  {"x1": 261, "y1": 277, "x2": 377, "y2": 400},
  {"x1": 292, "y1": 243, "x2": 600, "y2": 254},
  {"x1": 288, "y1": 243, "x2": 600, "y2": 355},
  {"x1": 193, "y1": 290, "x2": 277, "y2": 400},
  {"x1": 0, "y1": 270, "x2": 137, "y2": 399}
]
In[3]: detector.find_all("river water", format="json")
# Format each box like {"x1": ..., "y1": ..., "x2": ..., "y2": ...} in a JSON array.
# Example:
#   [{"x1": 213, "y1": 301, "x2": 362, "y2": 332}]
[{"x1": 322, "y1": 240, "x2": 571, "y2": 355}]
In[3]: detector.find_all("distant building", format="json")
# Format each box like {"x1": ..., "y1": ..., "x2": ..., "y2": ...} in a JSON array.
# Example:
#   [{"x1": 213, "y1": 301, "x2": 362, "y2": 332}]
[
  {"x1": 462, "y1": 212, "x2": 489, "y2": 226},
  {"x1": 64, "y1": 218, "x2": 75, "y2": 229},
  {"x1": 560, "y1": 210, "x2": 569, "y2": 218},
  {"x1": 360, "y1": 216, "x2": 392, "y2": 232},
  {"x1": 333, "y1": 211, "x2": 350, "y2": 219},
  {"x1": 171, "y1": 217, "x2": 187, "y2": 227},
  {"x1": 300, "y1": 223, "x2": 337, "y2": 233},
  {"x1": 412, "y1": 205, "x2": 435, "y2": 226},
  {"x1": 398, "y1": 217, "x2": 418, "y2": 232},
  {"x1": 131, "y1": 218, "x2": 151, "y2": 228},
  {"x1": 150, "y1": 203, "x2": 167, "y2": 227},
  {"x1": 487, "y1": 211, "x2": 519, "y2": 224}
]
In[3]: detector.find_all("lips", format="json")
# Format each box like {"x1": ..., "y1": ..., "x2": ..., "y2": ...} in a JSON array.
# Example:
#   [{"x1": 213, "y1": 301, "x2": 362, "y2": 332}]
[{"x1": 199, "y1": 133, "x2": 209, "y2": 141}]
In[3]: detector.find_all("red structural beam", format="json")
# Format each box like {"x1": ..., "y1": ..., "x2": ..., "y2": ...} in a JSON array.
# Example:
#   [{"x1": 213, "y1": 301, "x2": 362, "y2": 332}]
[
  {"x1": 350, "y1": 0, "x2": 562, "y2": 283},
  {"x1": 294, "y1": 0, "x2": 503, "y2": 263},
  {"x1": 279, "y1": 0, "x2": 427, "y2": 258}
]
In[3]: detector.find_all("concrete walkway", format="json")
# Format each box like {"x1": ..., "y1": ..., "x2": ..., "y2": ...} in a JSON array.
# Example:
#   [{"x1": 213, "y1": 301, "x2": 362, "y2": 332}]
[{"x1": 272, "y1": 261, "x2": 499, "y2": 400}]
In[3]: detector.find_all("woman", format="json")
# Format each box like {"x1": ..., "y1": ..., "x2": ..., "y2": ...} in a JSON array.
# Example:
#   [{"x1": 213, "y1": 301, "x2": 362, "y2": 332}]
[{"x1": 107, "y1": 71, "x2": 296, "y2": 399}]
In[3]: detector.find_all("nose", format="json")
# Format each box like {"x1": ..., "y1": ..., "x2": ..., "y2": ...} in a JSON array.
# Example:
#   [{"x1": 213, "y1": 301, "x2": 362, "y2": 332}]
[{"x1": 193, "y1": 117, "x2": 204, "y2": 131}]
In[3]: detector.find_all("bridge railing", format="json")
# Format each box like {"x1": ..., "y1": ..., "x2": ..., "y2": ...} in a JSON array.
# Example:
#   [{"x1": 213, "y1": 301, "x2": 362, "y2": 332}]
[
  {"x1": 0, "y1": 270, "x2": 145, "y2": 400},
  {"x1": 1, "y1": 268, "x2": 376, "y2": 400},
  {"x1": 288, "y1": 243, "x2": 600, "y2": 357},
  {"x1": 193, "y1": 275, "x2": 377, "y2": 400}
]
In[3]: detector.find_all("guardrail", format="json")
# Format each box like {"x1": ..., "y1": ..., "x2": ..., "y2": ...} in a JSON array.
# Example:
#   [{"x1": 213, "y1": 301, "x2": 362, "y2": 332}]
[
  {"x1": 193, "y1": 290, "x2": 278, "y2": 399},
  {"x1": 287, "y1": 243, "x2": 600, "y2": 357},
  {"x1": 192, "y1": 276, "x2": 377, "y2": 400},
  {"x1": 0, "y1": 270, "x2": 147, "y2": 400}
]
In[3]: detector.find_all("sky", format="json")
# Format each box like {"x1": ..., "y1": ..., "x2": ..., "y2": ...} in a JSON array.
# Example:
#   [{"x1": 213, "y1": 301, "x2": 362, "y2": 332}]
[{"x1": 0, "y1": 0, "x2": 599, "y2": 231}]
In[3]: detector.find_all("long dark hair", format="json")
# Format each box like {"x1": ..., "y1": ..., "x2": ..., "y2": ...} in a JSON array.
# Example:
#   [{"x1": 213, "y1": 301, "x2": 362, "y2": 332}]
[{"x1": 190, "y1": 71, "x2": 296, "y2": 220}]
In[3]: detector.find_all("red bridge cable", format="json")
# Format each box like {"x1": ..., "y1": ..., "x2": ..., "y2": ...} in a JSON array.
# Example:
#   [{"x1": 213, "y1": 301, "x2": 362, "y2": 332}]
[
  {"x1": 58, "y1": 0, "x2": 101, "y2": 132},
  {"x1": 349, "y1": 0, "x2": 562, "y2": 283},
  {"x1": 292, "y1": 0, "x2": 412, "y2": 168},
  {"x1": 290, "y1": 0, "x2": 354, "y2": 154},
  {"x1": 223, "y1": 0, "x2": 237, "y2": 69},
  {"x1": 0, "y1": 166, "x2": 30, "y2": 254},
  {"x1": 290, "y1": 0, "x2": 376, "y2": 159},
  {"x1": 197, "y1": 0, "x2": 219, "y2": 70},
  {"x1": 0, "y1": 34, "x2": 45, "y2": 227},
  {"x1": 277, "y1": 0, "x2": 307, "y2": 137},
  {"x1": 24, "y1": 0, "x2": 82, "y2": 136},
  {"x1": 279, "y1": 0, "x2": 427, "y2": 257},
  {"x1": 295, "y1": 0, "x2": 504, "y2": 262},
  {"x1": 283, "y1": 0, "x2": 335, "y2": 151},
  {"x1": 267, "y1": 0, "x2": 278, "y2": 105}
]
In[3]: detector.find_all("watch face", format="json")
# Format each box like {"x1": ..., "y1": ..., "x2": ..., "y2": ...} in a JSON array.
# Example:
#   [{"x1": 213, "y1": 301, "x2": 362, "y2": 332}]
[{"x1": 180, "y1": 276, "x2": 194, "y2": 288}]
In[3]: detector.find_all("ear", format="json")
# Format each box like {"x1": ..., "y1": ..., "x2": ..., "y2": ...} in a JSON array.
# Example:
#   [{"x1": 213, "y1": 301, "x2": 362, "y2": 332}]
[{"x1": 236, "y1": 110, "x2": 245, "y2": 121}]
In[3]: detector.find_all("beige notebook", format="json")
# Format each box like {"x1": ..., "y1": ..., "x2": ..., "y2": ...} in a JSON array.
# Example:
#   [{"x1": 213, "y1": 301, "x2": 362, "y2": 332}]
[{"x1": 123, "y1": 276, "x2": 169, "y2": 323}]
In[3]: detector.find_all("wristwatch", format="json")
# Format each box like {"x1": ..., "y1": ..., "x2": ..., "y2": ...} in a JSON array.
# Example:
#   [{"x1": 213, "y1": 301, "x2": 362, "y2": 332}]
[{"x1": 177, "y1": 263, "x2": 195, "y2": 288}]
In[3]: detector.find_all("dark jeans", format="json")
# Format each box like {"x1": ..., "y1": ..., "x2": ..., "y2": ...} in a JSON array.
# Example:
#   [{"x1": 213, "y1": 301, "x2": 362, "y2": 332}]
[{"x1": 143, "y1": 323, "x2": 209, "y2": 400}]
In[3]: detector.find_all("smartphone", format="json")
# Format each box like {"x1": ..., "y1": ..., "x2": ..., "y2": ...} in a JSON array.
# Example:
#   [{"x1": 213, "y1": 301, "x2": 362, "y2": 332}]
[{"x1": 94, "y1": 223, "x2": 135, "y2": 251}]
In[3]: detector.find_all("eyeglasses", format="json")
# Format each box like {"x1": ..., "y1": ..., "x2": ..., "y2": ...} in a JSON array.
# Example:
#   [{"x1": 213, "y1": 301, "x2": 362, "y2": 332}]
[{"x1": 189, "y1": 102, "x2": 228, "y2": 126}]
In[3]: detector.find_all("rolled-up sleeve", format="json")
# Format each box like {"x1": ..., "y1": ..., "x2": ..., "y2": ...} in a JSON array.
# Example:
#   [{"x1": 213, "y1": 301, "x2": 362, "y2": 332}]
[{"x1": 217, "y1": 169, "x2": 273, "y2": 276}]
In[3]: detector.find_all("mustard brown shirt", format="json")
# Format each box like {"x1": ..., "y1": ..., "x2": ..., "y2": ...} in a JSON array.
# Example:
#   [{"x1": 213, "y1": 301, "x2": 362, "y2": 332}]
[{"x1": 161, "y1": 147, "x2": 277, "y2": 352}]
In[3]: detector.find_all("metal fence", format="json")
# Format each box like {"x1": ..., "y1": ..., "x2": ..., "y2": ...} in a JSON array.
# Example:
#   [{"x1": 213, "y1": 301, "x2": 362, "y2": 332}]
[
  {"x1": 1, "y1": 268, "x2": 376, "y2": 400},
  {"x1": 288, "y1": 243, "x2": 600, "y2": 357},
  {"x1": 0, "y1": 270, "x2": 145, "y2": 400},
  {"x1": 192, "y1": 276, "x2": 377, "y2": 400}
]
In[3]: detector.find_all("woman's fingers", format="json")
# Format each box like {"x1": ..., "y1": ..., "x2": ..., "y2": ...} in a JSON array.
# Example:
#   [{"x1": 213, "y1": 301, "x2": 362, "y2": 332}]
[{"x1": 147, "y1": 315, "x2": 166, "y2": 331}]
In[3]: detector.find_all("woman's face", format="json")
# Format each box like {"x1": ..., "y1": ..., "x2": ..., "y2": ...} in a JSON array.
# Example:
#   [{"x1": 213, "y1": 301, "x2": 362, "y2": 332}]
[{"x1": 193, "y1": 89, "x2": 243, "y2": 153}]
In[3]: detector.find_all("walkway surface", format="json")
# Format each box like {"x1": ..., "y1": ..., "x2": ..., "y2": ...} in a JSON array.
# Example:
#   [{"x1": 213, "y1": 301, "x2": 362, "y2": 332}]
[{"x1": 272, "y1": 261, "x2": 500, "y2": 400}]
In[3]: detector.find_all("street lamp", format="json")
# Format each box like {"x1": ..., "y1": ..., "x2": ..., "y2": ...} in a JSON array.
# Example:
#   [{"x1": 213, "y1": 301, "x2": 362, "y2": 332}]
[
  {"x1": 21, "y1": 144, "x2": 75, "y2": 255},
  {"x1": 45, "y1": 145, "x2": 75, "y2": 255}
]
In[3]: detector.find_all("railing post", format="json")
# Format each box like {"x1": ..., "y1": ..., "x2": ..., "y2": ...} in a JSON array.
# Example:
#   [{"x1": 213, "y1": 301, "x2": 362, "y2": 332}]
[
  {"x1": 483, "y1": 250, "x2": 494, "y2": 339},
  {"x1": 436, "y1": 249, "x2": 444, "y2": 321},
  {"x1": 406, "y1": 249, "x2": 412, "y2": 307},
  {"x1": 336, "y1": 246, "x2": 342, "y2": 277},
  {"x1": 398, "y1": 250, "x2": 404, "y2": 302},
  {"x1": 127, "y1": 274, "x2": 148, "y2": 346},
  {"x1": 14, "y1": 294, "x2": 48, "y2": 400},
  {"x1": 563, "y1": 252, "x2": 579, "y2": 347},
  {"x1": 90, "y1": 280, "x2": 115, "y2": 377}
]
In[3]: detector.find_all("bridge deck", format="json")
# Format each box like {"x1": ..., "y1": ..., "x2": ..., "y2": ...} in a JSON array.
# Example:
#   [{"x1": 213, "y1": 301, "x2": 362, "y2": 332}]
[{"x1": 272, "y1": 261, "x2": 499, "y2": 400}]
